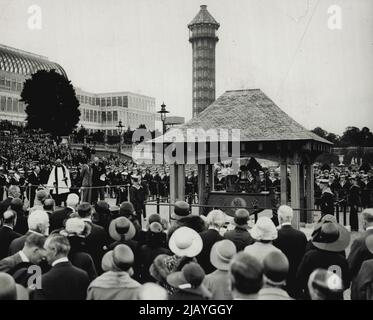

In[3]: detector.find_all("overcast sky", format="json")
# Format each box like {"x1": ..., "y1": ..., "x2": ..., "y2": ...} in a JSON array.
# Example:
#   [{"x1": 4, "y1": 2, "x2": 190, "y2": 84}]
[{"x1": 1, "y1": 0, "x2": 372, "y2": 135}]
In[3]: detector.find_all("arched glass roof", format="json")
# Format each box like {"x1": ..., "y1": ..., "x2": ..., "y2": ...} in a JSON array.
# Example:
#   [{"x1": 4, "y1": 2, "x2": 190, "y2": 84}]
[{"x1": 0, "y1": 44, "x2": 67, "y2": 78}]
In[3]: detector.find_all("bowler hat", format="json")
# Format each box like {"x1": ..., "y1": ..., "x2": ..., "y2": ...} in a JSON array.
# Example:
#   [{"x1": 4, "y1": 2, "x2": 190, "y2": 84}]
[{"x1": 171, "y1": 201, "x2": 190, "y2": 220}]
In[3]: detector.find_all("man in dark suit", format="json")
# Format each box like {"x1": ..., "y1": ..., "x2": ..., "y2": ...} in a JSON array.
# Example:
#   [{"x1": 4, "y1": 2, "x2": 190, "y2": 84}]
[
  {"x1": 196, "y1": 210, "x2": 225, "y2": 274},
  {"x1": 273, "y1": 205, "x2": 307, "y2": 298},
  {"x1": 27, "y1": 166, "x2": 41, "y2": 208},
  {"x1": 9, "y1": 210, "x2": 49, "y2": 255},
  {"x1": 77, "y1": 202, "x2": 110, "y2": 275},
  {"x1": 319, "y1": 179, "x2": 334, "y2": 217},
  {"x1": 49, "y1": 193, "x2": 79, "y2": 232},
  {"x1": 0, "y1": 233, "x2": 46, "y2": 273},
  {"x1": 33, "y1": 233, "x2": 90, "y2": 300},
  {"x1": 224, "y1": 209, "x2": 254, "y2": 252},
  {"x1": 0, "y1": 185, "x2": 21, "y2": 218},
  {"x1": 348, "y1": 208, "x2": 373, "y2": 279},
  {"x1": 0, "y1": 210, "x2": 21, "y2": 260}
]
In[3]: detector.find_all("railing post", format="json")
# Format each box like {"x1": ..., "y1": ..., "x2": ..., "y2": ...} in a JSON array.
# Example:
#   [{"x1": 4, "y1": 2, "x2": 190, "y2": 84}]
[{"x1": 156, "y1": 196, "x2": 160, "y2": 214}]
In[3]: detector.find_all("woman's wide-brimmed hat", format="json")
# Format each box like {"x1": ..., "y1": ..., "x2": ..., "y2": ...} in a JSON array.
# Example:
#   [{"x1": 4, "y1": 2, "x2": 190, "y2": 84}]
[
  {"x1": 311, "y1": 216, "x2": 350, "y2": 252},
  {"x1": 168, "y1": 226, "x2": 203, "y2": 258},
  {"x1": 250, "y1": 216, "x2": 278, "y2": 241}
]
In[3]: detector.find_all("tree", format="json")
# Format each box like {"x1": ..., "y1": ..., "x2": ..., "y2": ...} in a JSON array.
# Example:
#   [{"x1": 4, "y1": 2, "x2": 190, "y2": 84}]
[
  {"x1": 311, "y1": 127, "x2": 328, "y2": 139},
  {"x1": 21, "y1": 69, "x2": 80, "y2": 140},
  {"x1": 76, "y1": 125, "x2": 88, "y2": 143}
]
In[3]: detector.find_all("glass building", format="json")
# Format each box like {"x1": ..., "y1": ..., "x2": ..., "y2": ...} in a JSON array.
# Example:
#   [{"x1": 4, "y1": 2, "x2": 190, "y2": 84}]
[{"x1": 0, "y1": 43, "x2": 159, "y2": 133}]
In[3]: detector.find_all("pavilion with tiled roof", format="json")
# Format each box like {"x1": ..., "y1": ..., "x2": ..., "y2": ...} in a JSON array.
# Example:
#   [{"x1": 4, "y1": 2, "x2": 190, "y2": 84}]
[{"x1": 149, "y1": 89, "x2": 332, "y2": 227}]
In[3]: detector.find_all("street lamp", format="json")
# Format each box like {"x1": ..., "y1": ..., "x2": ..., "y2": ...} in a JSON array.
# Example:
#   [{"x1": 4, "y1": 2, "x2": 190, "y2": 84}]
[
  {"x1": 116, "y1": 120, "x2": 124, "y2": 155},
  {"x1": 157, "y1": 103, "x2": 170, "y2": 166}
]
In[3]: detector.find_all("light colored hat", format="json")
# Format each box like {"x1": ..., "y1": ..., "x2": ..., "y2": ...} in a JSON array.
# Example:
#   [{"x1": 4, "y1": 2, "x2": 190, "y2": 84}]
[
  {"x1": 109, "y1": 217, "x2": 136, "y2": 241},
  {"x1": 169, "y1": 226, "x2": 203, "y2": 257},
  {"x1": 210, "y1": 239, "x2": 237, "y2": 271},
  {"x1": 250, "y1": 216, "x2": 278, "y2": 241}
]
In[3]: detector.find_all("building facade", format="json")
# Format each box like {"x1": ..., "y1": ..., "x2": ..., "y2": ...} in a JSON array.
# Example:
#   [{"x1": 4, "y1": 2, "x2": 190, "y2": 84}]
[
  {"x1": 0, "y1": 44, "x2": 159, "y2": 135},
  {"x1": 188, "y1": 5, "x2": 220, "y2": 117}
]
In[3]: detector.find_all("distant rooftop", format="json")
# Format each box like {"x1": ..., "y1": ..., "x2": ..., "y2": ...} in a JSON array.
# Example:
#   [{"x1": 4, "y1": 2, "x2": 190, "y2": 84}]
[{"x1": 0, "y1": 43, "x2": 67, "y2": 78}]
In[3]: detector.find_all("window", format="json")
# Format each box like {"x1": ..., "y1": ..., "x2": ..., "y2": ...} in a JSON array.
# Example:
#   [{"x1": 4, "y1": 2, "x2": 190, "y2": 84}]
[
  {"x1": 102, "y1": 112, "x2": 106, "y2": 122},
  {"x1": 5, "y1": 80, "x2": 10, "y2": 88},
  {"x1": 101, "y1": 98, "x2": 106, "y2": 107},
  {"x1": 7, "y1": 97, "x2": 12, "y2": 111},
  {"x1": 107, "y1": 111, "x2": 112, "y2": 123},
  {"x1": 94, "y1": 111, "x2": 97, "y2": 122},
  {"x1": 113, "y1": 111, "x2": 118, "y2": 122},
  {"x1": 0, "y1": 96, "x2": 6, "y2": 111},
  {"x1": 0, "y1": 76, "x2": 5, "y2": 86},
  {"x1": 11, "y1": 81, "x2": 16, "y2": 91},
  {"x1": 89, "y1": 110, "x2": 93, "y2": 122},
  {"x1": 113, "y1": 97, "x2": 117, "y2": 106},
  {"x1": 12, "y1": 98, "x2": 17, "y2": 113},
  {"x1": 17, "y1": 82, "x2": 22, "y2": 91},
  {"x1": 123, "y1": 96, "x2": 128, "y2": 108},
  {"x1": 96, "y1": 98, "x2": 100, "y2": 106},
  {"x1": 107, "y1": 97, "x2": 111, "y2": 106},
  {"x1": 118, "y1": 96, "x2": 122, "y2": 107}
]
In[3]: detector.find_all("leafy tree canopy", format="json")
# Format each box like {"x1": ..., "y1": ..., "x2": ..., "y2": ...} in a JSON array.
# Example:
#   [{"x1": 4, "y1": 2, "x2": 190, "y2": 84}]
[{"x1": 21, "y1": 69, "x2": 80, "y2": 139}]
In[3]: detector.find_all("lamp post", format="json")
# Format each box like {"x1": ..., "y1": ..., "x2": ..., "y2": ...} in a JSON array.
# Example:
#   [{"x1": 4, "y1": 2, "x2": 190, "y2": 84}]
[
  {"x1": 157, "y1": 103, "x2": 170, "y2": 166},
  {"x1": 116, "y1": 120, "x2": 124, "y2": 155}
]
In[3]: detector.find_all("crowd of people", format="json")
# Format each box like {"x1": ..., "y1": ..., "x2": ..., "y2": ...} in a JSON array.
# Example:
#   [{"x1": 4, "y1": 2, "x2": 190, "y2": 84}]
[{"x1": 0, "y1": 186, "x2": 373, "y2": 300}]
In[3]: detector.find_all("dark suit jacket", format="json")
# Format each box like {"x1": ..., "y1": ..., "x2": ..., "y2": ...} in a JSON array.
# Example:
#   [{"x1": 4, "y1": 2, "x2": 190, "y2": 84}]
[
  {"x1": 224, "y1": 226, "x2": 254, "y2": 252},
  {"x1": 0, "y1": 226, "x2": 21, "y2": 260},
  {"x1": 84, "y1": 223, "x2": 111, "y2": 274},
  {"x1": 32, "y1": 261, "x2": 90, "y2": 300},
  {"x1": 351, "y1": 258, "x2": 373, "y2": 300},
  {"x1": 273, "y1": 224, "x2": 307, "y2": 298},
  {"x1": 9, "y1": 231, "x2": 32, "y2": 256},
  {"x1": 0, "y1": 197, "x2": 12, "y2": 217},
  {"x1": 196, "y1": 229, "x2": 224, "y2": 274},
  {"x1": 50, "y1": 207, "x2": 74, "y2": 232},
  {"x1": 348, "y1": 228, "x2": 373, "y2": 278},
  {"x1": 0, "y1": 251, "x2": 23, "y2": 273},
  {"x1": 296, "y1": 248, "x2": 351, "y2": 299}
]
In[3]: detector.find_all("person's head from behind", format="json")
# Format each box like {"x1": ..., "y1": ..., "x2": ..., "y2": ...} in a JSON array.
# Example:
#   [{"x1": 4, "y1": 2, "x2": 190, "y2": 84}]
[
  {"x1": 23, "y1": 233, "x2": 47, "y2": 265},
  {"x1": 66, "y1": 194, "x2": 80, "y2": 210},
  {"x1": 43, "y1": 199, "x2": 55, "y2": 212},
  {"x1": 119, "y1": 202, "x2": 135, "y2": 218},
  {"x1": 28, "y1": 210, "x2": 49, "y2": 236},
  {"x1": 35, "y1": 189, "x2": 49, "y2": 206},
  {"x1": 10, "y1": 198, "x2": 24, "y2": 214},
  {"x1": 77, "y1": 202, "x2": 92, "y2": 219},
  {"x1": 206, "y1": 210, "x2": 226, "y2": 230},
  {"x1": 44, "y1": 233, "x2": 70, "y2": 265},
  {"x1": 278, "y1": 205, "x2": 294, "y2": 225},
  {"x1": 0, "y1": 273, "x2": 17, "y2": 300},
  {"x1": 3, "y1": 210, "x2": 17, "y2": 228},
  {"x1": 307, "y1": 269, "x2": 343, "y2": 300},
  {"x1": 229, "y1": 252, "x2": 263, "y2": 298},
  {"x1": 362, "y1": 208, "x2": 373, "y2": 230},
  {"x1": 262, "y1": 251, "x2": 289, "y2": 289},
  {"x1": 8, "y1": 185, "x2": 21, "y2": 199},
  {"x1": 112, "y1": 244, "x2": 134, "y2": 274},
  {"x1": 234, "y1": 209, "x2": 250, "y2": 226}
]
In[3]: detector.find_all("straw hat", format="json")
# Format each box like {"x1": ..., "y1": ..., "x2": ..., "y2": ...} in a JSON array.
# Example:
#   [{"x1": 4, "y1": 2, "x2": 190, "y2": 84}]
[{"x1": 168, "y1": 227, "x2": 203, "y2": 257}]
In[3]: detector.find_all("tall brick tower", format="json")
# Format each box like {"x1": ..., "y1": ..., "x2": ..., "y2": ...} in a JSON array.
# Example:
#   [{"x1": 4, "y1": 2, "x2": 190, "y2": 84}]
[{"x1": 188, "y1": 5, "x2": 220, "y2": 117}]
